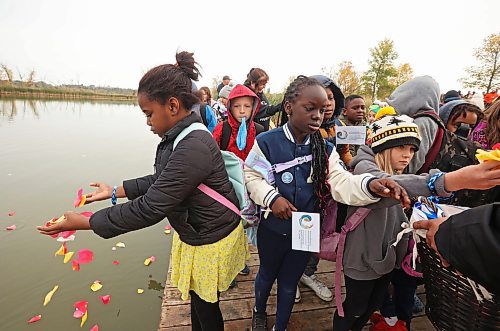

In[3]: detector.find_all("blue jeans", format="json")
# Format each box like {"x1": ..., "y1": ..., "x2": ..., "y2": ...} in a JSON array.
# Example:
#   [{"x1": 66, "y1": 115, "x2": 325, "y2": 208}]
[{"x1": 254, "y1": 224, "x2": 311, "y2": 330}]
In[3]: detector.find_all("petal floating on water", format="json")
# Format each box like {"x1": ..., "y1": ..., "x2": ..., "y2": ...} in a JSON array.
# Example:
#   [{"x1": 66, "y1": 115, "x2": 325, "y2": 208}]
[
  {"x1": 90, "y1": 324, "x2": 99, "y2": 331},
  {"x1": 99, "y1": 295, "x2": 110, "y2": 304},
  {"x1": 78, "y1": 249, "x2": 94, "y2": 264},
  {"x1": 137, "y1": 288, "x2": 144, "y2": 294},
  {"x1": 6, "y1": 225, "x2": 16, "y2": 231},
  {"x1": 90, "y1": 281, "x2": 102, "y2": 292},
  {"x1": 43, "y1": 285, "x2": 59, "y2": 306},
  {"x1": 8, "y1": 212, "x2": 16, "y2": 216},
  {"x1": 144, "y1": 258, "x2": 152, "y2": 266},
  {"x1": 113, "y1": 260, "x2": 119, "y2": 265},
  {"x1": 115, "y1": 242, "x2": 125, "y2": 248},
  {"x1": 27, "y1": 314, "x2": 41, "y2": 324},
  {"x1": 80, "y1": 310, "x2": 88, "y2": 327}
]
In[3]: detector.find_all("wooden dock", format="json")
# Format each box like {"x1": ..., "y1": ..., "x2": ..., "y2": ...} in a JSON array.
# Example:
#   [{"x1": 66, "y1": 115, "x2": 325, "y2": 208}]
[{"x1": 159, "y1": 247, "x2": 435, "y2": 330}]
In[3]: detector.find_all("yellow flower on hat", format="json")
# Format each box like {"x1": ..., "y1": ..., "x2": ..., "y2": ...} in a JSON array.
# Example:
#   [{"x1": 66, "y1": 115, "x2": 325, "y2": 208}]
[{"x1": 374, "y1": 106, "x2": 397, "y2": 121}]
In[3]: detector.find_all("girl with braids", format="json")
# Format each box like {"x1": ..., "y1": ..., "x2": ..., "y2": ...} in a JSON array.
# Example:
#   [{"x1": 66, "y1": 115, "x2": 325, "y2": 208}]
[
  {"x1": 244, "y1": 76, "x2": 410, "y2": 331},
  {"x1": 37, "y1": 51, "x2": 249, "y2": 331}
]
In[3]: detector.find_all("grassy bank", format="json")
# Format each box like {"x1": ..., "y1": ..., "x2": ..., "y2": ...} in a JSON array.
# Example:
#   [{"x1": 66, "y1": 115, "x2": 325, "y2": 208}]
[{"x1": 0, "y1": 82, "x2": 137, "y2": 102}]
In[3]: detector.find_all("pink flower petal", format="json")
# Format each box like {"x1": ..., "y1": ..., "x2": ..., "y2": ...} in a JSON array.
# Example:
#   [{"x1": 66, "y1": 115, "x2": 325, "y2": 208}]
[
  {"x1": 78, "y1": 249, "x2": 94, "y2": 264},
  {"x1": 150, "y1": 256, "x2": 156, "y2": 262},
  {"x1": 90, "y1": 325, "x2": 99, "y2": 331},
  {"x1": 27, "y1": 314, "x2": 41, "y2": 323},
  {"x1": 74, "y1": 188, "x2": 84, "y2": 208},
  {"x1": 113, "y1": 260, "x2": 119, "y2": 265},
  {"x1": 99, "y1": 295, "x2": 111, "y2": 304},
  {"x1": 6, "y1": 225, "x2": 16, "y2": 231},
  {"x1": 80, "y1": 211, "x2": 93, "y2": 218},
  {"x1": 8, "y1": 212, "x2": 16, "y2": 216},
  {"x1": 60, "y1": 230, "x2": 76, "y2": 239},
  {"x1": 164, "y1": 225, "x2": 171, "y2": 230},
  {"x1": 73, "y1": 310, "x2": 85, "y2": 318},
  {"x1": 73, "y1": 300, "x2": 88, "y2": 318}
]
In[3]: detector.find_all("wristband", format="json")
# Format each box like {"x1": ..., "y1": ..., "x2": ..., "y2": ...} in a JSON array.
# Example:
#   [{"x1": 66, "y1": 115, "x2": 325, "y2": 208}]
[
  {"x1": 111, "y1": 186, "x2": 117, "y2": 205},
  {"x1": 427, "y1": 172, "x2": 445, "y2": 196}
]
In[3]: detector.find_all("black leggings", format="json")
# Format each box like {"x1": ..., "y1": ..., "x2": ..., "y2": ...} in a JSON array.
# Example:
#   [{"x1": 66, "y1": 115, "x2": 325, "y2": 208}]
[
  {"x1": 190, "y1": 291, "x2": 224, "y2": 331},
  {"x1": 333, "y1": 273, "x2": 392, "y2": 331}
]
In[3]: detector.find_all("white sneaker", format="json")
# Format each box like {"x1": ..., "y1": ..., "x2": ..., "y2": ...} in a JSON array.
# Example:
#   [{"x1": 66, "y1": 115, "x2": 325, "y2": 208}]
[
  {"x1": 295, "y1": 285, "x2": 301, "y2": 303},
  {"x1": 300, "y1": 274, "x2": 333, "y2": 302}
]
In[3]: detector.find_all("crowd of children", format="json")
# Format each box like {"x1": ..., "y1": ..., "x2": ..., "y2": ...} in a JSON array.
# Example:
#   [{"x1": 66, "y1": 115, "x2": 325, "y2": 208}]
[{"x1": 37, "y1": 51, "x2": 500, "y2": 331}]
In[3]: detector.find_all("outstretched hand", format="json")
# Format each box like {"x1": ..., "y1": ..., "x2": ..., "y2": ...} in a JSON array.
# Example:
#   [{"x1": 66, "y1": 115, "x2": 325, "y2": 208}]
[
  {"x1": 85, "y1": 182, "x2": 113, "y2": 204},
  {"x1": 37, "y1": 211, "x2": 91, "y2": 236},
  {"x1": 445, "y1": 160, "x2": 500, "y2": 191},
  {"x1": 271, "y1": 197, "x2": 298, "y2": 220},
  {"x1": 369, "y1": 178, "x2": 411, "y2": 208},
  {"x1": 413, "y1": 217, "x2": 450, "y2": 267}
]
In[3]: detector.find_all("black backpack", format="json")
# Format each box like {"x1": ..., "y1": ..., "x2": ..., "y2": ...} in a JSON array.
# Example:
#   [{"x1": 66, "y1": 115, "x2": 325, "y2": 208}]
[
  {"x1": 413, "y1": 111, "x2": 497, "y2": 206},
  {"x1": 220, "y1": 120, "x2": 265, "y2": 151}
]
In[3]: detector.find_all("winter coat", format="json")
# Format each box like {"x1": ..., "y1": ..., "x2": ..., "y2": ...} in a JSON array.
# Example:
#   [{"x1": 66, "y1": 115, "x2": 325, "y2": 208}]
[
  {"x1": 90, "y1": 112, "x2": 240, "y2": 246},
  {"x1": 212, "y1": 84, "x2": 261, "y2": 160}
]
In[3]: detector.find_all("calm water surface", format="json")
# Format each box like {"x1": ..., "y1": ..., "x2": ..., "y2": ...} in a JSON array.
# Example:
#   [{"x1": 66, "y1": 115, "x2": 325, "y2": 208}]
[{"x1": 0, "y1": 99, "x2": 172, "y2": 331}]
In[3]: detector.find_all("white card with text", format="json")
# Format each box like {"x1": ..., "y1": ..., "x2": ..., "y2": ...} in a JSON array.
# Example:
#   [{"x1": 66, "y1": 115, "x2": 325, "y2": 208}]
[
  {"x1": 292, "y1": 212, "x2": 320, "y2": 253},
  {"x1": 334, "y1": 125, "x2": 367, "y2": 145}
]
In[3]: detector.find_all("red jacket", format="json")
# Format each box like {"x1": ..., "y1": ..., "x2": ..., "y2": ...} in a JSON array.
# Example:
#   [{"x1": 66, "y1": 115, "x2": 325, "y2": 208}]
[{"x1": 212, "y1": 84, "x2": 261, "y2": 160}]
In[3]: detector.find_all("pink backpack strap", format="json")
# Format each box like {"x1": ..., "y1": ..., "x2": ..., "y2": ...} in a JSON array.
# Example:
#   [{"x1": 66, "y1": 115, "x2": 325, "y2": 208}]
[
  {"x1": 197, "y1": 183, "x2": 241, "y2": 216},
  {"x1": 334, "y1": 207, "x2": 371, "y2": 317}
]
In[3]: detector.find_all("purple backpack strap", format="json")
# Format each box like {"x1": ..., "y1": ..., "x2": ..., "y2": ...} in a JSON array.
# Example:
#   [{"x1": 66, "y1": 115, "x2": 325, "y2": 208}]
[
  {"x1": 197, "y1": 183, "x2": 241, "y2": 216},
  {"x1": 272, "y1": 155, "x2": 312, "y2": 173},
  {"x1": 334, "y1": 207, "x2": 371, "y2": 317}
]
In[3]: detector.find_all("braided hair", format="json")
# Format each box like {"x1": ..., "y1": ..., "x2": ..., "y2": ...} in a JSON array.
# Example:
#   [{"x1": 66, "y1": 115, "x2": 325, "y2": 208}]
[
  {"x1": 283, "y1": 75, "x2": 332, "y2": 211},
  {"x1": 138, "y1": 51, "x2": 201, "y2": 109}
]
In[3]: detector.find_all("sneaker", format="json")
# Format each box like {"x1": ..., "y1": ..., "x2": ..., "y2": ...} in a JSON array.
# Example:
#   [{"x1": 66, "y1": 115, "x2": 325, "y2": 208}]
[
  {"x1": 295, "y1": 286, "x2": 301, "y2": 303},
  {"x1": 229, "y1": 279, "x2": 237, "y2": 288},
  {"x1": 239, "y1": 264, "x2": 250, "y2": 275},
  {"x1": 251, "y1": 308, "x2": 268, "y2": 331},
  {"x1": 300, "y1": 274, "x2": 333, "y2": 302},
  {"x1": 413, "y1": 293, "x2": 424, "y2": 314},
  {"x1": 272, "y1": 325, "x2": 287, "y2": 331}
]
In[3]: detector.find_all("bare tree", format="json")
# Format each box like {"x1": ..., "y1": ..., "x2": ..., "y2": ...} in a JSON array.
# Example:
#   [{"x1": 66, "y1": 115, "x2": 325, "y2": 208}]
[{"x1": 1, "y1": 64, "x2": 14, "y2": 82}]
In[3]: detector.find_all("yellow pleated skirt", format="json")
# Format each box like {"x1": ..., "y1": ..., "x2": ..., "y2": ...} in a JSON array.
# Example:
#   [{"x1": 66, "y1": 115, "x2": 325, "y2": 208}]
[{"x1": 170, "y1": 222, "x2": 250, "y2": 303}]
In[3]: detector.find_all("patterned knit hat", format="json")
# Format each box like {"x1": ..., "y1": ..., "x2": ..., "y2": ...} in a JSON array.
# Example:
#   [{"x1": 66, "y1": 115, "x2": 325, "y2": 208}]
[{"x1": 370, "y1": 115, "x2": 421, "y2": 153}]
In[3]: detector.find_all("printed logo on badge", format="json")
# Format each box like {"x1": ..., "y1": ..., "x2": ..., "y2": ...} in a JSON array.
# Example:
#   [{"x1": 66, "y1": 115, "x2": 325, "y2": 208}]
[
  {"x1": 281, "y1": 171, "x2": 294, "y2": 184},
  {"x1": 299, "y1": 214, "x2": 314, "y2": 229}
]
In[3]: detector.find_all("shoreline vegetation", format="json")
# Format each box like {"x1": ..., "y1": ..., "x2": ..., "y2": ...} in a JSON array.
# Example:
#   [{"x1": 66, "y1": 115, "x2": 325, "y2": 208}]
[{"x1": 0, "y1": 80, "x2": 137, "y2": 103}]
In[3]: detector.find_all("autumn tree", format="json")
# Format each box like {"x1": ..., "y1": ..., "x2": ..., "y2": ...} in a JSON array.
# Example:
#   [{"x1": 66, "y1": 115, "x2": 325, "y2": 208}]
[
  {"x1": 361, "y1": 39, "x2": 399, "y2": 100},
  {"x1": 335, "y1": 61, "x2": 361, "y2": 96},
  {"x1": 1, "y1": 64, "x2": 14, "y2": 82},
  {"x1": 392, "y1": 63, "x2": 414, "y2": 87},
  {"x1": 460, "y1": 33, "x2": 500, "y2": 93},
  {"x1": 26, "y1": 69, "x2": 36, "y2": 86}
]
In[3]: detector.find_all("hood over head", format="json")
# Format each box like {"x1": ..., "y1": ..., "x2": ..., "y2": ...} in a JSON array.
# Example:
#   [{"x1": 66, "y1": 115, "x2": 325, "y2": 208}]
[
  {"x1": 310, "y1": 75, "x2": 345, "y2": 119},
  {"x1": 386, "y1": 76, "x2": 440, "y2": 117},
  {"x1": 227, "y1": 84, "x2": 261, "y2": 128},
  {"x1": 438, "y1": 99, "x2": 470, "y2": 125}
]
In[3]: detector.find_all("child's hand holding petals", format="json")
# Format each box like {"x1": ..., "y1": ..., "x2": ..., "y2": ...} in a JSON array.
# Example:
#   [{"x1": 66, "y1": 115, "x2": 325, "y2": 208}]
[{"x1": 37, "y1": 212, "x2": 91, "y2": 236}]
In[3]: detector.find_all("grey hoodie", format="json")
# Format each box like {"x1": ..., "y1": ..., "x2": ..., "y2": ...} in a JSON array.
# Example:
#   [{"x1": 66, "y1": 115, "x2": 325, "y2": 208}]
[
  {"x1": 342, "y1": 145, "x2": 450, "y2": 280},
  {"x1": 386, "y1": 76, "x2": 440, "y2": 173}
]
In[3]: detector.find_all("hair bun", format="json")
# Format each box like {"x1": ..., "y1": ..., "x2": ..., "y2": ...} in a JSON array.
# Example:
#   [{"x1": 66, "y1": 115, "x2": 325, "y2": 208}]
[{"x1": 175, "y1": 51, "x2": 201, "y2": 81}]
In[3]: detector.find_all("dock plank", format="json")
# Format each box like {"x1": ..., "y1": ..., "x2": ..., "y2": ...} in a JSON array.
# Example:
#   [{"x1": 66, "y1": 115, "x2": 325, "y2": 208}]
[{"x1": 159, "y1": 246, "x2": 434, "y2": 330}]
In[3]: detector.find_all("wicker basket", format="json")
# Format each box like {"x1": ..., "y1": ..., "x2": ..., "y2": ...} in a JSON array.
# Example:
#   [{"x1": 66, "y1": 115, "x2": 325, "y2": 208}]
[{"x1": 417, "y1": 241, "x2": 500, "y2": 331}]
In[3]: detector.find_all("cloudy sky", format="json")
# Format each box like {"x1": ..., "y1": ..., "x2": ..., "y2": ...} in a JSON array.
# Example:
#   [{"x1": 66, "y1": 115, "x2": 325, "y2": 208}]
[{"x1": 1, "y1": 0, "x2": 498, "y2": 94}]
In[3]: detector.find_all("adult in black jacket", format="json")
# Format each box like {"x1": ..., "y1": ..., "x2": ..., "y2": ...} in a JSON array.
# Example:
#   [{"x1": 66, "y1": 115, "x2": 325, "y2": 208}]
[
  {"x1": 244, "y1": 67, "x2": 282, "y2": 131},
  {"x1": 414, "y1": 202, "x2": 500, "y2": 293},
  {"x1": 37, "y1": 51, "x2": 248, "y2": 331}
]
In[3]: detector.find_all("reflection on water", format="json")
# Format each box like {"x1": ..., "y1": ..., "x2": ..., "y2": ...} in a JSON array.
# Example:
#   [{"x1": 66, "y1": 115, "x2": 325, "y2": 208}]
[{"x1": 0, "y1": 98, "x2": 171, "y2": 331}]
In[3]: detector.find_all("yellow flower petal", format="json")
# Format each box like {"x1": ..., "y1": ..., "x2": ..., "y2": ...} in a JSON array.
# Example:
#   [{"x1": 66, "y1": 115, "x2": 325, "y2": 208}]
[
  {"x1": 137, "y1": 288, "x2": 144, "y2": 294},
  {"x1": 43, "y1": 285, "x2": 59, "y2": 306},
  {"x1": 115, "y1": 242, "x2": 125, "y2": 248},
  {"x1": 80, "y1": 310, "x2": 87, "y2": 328},
  {"x1": 64, "y1": 252, "x2": 74, "y2": 264},
  {"x1": 476, "y1": 149, "x2": 500, "y2": 162},
  {"x1": 164, "y1": 230, "x2": 171, "y2": 235},
  {"x1": 54, "y1": 244, "x2": 66, "y2": 256},
  {"x1": 144, "y1": 258, "x2": 152, "y2": 266},
  {"x1": 90, "y1": 281, "x2": 103, "y2": 292},
  {"x1": 78, "y1": 195, "x2": 86, "y2": 207}
]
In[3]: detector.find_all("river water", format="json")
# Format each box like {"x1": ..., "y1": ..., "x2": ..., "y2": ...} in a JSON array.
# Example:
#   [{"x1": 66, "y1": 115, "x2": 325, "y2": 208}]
[{"x1": 0, "y1": 98, "x2": 172, "y2": 331}]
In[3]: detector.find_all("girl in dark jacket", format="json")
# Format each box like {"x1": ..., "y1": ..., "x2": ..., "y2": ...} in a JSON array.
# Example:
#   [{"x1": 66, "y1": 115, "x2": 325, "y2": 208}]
[{"x1": 37, "y1": 51, "x2": 249, "y2": 331}]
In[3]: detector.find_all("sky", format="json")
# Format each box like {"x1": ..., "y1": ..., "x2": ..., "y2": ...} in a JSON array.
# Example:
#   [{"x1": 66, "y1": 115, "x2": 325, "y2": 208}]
[{"x1": 1, "y1": 0, "x2": 499, "y2": 94}]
